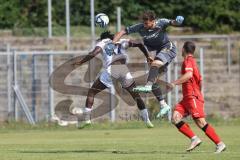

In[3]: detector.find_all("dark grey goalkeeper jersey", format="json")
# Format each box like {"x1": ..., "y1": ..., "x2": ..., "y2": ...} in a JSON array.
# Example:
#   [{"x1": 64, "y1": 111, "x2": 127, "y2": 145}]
[{"x1": 125, "y1": 18, "x2": 171, "y2": 51}]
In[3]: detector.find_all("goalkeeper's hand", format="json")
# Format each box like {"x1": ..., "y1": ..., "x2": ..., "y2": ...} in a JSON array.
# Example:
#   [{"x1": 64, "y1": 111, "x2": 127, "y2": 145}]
[{"x1": 175, "y1": 16, "x2": 184, "y2": 25}]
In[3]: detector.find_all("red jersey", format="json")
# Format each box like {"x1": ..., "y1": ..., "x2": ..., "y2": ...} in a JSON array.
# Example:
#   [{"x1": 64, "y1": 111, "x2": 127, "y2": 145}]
[{"x1": 181, "y1": 55, "x2": 204, "y2": 102}]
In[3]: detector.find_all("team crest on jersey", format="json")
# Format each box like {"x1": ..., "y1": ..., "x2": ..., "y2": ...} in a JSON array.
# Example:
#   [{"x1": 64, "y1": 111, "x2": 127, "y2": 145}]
[
  {"x1": 144, "y1": 28, "x2": 162, "y2": 40},
  {"x1": 105, "y1": 43, "x2": 115, "y2": 56}
]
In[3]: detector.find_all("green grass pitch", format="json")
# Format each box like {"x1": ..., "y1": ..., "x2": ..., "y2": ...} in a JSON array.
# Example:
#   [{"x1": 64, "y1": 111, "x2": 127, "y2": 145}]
[{"x1": 0, "y1": 120, "x2": 239, "y2": 160}]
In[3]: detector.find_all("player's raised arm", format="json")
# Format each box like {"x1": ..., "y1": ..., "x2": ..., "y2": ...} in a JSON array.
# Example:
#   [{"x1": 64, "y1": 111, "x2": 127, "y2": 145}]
[
  {"x1": 113, "y1": 22, "x2": 143, "y2": 44},
  {"x1": 112, "y1": 29, "x2": 127, "y2": 44},
  {"x1": 72, "y1": 46, "x2": 102, "y2": 66},
  {"x1": 128, "y1": 40, "x2": 153, "y2": 63}
]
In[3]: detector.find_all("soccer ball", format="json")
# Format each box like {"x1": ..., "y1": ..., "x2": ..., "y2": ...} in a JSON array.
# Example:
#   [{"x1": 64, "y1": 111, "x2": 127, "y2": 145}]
[{"x1": 95, "y1": 13, "x2": 109, "y2": 28}]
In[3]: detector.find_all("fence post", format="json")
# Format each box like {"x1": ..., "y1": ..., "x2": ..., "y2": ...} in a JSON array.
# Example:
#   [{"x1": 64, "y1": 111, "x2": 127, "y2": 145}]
[
  {"x1": 227, "y1": 37, "x2": 231, "y2": 74},
  {"x1": 167, "y1": 63, "x2": 172, "y2": 121},
  {"x1": 89, "y1": 0, "x2": 95, "y2": 90},
  {"x1": 31, "y1": 55, "x2": 37, "y2": 121},
  {"x1": 48, "y1": 0, "x2": 52, "y2": 38},
  {"x1": 65, "y1": 0, "x2": 70, "y2": 50},
  {"x1": 48, "y1": 54, "x2": 54, "y2": 120},
  {"x1": 7, "y1": 44, "x2": 13, "y2": 120},
  {"x1": 116, "y1": 7, "x2": 121, "y2": 32},
  {"x1": 174, "y1": 41, "x2": 179, "y2": 104},
  {"x1": 110, "y1": 86, "x2": 116, "y2": 122},
  {"x1": 144, "y1": 60, "x2": 149, "y2": 106},
  {"x1": 13, "y1": 50, "x2": 18, "y2": 121},
  {"x1": 90, "y1": 0, "x2": 95, "y2": 48},
  {"x1": 200, "y1": 48, "x2": 204, "y2": 97},
  {"x1": 238, "y1": 49, "x2": 240, "y2": 91}
]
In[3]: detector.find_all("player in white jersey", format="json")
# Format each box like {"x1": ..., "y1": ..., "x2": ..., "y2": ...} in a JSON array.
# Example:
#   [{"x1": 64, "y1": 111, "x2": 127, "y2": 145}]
[{"x1": 72, "y1": 31, "x2": 154, "y2": 128}]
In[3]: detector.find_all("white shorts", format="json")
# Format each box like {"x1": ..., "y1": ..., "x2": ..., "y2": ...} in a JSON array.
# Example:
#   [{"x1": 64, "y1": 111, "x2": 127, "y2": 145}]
[{"x1": 100, "y1": 64, "x2": 134, "y2": 88}]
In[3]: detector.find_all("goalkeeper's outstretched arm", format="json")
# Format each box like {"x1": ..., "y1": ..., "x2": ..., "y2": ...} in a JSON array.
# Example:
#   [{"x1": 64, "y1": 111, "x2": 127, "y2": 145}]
[{"x1": 113, "y1": 30, "x2": 127, "y2": 44}]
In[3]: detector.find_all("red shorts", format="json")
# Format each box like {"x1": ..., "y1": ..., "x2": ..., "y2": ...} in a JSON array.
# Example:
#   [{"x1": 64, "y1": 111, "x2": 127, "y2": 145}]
[{"x1": 174, "y1": 96, "x2": 205, "y2": 119}]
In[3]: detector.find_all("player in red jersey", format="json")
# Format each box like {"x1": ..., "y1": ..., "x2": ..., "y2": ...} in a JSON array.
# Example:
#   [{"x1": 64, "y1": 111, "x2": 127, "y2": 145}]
[{"x1": 170, "y1": 41, "x2": 226, "y2": 153}]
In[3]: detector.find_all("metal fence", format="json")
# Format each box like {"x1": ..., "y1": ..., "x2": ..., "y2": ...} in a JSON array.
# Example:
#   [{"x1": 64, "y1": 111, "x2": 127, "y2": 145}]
[
  {"x1": 0, "y1": 34, "x2": 238, "y2": 123},
  {"x1": 0, "y1": 49, "x2": 87, "y2": 123},
  {"x1": 0, "y1": 47, "x2": 206, "y2": 124}
]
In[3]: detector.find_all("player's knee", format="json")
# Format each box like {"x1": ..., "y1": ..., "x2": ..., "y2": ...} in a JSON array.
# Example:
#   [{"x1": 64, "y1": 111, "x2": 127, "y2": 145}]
[
  {"x1": 171, "y1": 115, "x2": 180, "y2": 125},
  {"x1": 171, "y1": 117, "x2": 180, "y2": 125},
  {"x1": 171, "y1": 111, "x2": 182, "y2": 125},
  {"x1": 194, "y1": 118, "x2": 207, "y2": 128},
  {"x1": 151, "y1": 60, "x2": 164, "y2": 67}
]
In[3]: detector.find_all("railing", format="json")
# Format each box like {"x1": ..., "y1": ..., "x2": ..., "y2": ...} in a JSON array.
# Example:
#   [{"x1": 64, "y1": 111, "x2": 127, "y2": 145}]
[{"x1": 0, "y1": 34, "x2": 238, "y2": 123}]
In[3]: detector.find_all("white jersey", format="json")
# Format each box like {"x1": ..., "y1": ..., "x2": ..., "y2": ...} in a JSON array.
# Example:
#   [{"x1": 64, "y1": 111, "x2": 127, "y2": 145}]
[{"x1": 96, "y1": 38, "x2": 130, "y2": 69}]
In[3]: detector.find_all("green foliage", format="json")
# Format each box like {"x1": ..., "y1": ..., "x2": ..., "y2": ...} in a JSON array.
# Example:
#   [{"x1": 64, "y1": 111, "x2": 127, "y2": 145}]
[
  {"x1": 0, "y1": 0, "x2": 21, "y2": 28},
  {"x1": 0, "y1": 0, "x2": 239, "y2": 33}
]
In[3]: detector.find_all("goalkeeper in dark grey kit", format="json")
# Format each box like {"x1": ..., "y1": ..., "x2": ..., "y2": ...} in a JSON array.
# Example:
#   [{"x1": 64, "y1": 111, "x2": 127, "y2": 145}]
[{"x1": 112, "y1": 10, "x2": 184, "y2": 117}]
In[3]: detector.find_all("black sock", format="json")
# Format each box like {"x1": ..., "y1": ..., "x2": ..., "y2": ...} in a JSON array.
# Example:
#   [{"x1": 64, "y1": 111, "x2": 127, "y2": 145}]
[
  {"x1": 202, "y1": 123, "x2": 209, "y2": 132},
  {"x1": 136, "y1": 98, "x2": 146, "y2": 110},
  {"x1": 152, "y1": 83, "x2": 164, "y2": 101},
  {"x1": 125, "y1": 83, "x2": 146, "y2": 110},
  {"x1": 175, "y1": 121, "x2": 185, "y2": 129},
  {"x1": 147, "y1": 66, "x2": 160, "y2": 83}
]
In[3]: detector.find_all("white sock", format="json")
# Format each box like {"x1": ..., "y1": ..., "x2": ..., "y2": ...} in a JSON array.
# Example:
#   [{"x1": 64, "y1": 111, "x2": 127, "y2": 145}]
[
  {"x1": 191, "y1": 136, "x2": 198, "y2": 141},
  {"x1": 217, "y1": 141, "x2": 224, "y2": 146},
  {"x1": 146, "y1": 81, "x2": 153, "y2": 86},
  {"x1": 84, "y1": 107, "x2": 92, "y2": 113},
  {"x1": 140, "y1": 109, "x2": 150, "y2": 122},
  {"x1": 84, "y1": 107, "x2": 92, "y2": 121}
]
